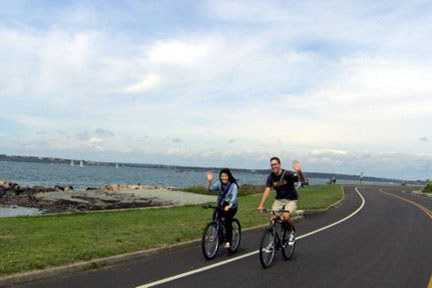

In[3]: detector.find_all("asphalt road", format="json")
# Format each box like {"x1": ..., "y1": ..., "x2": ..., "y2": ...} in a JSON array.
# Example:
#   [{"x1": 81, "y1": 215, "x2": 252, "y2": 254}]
[{"x1": 21, "y1": 185, "x2": 431, "y2": 288}]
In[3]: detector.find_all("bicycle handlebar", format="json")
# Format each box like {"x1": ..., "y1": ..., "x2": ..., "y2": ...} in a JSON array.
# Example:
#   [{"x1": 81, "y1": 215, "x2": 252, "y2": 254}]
[
  {"x1": 203, "y1": 205, "x2": 291, "y2": 213},
  {"x1": 202, "y1": 204, "x2": 219, "y2": 209},
  {"x1": 260, "y1": 208, "x2": 291, "y2": 213}
]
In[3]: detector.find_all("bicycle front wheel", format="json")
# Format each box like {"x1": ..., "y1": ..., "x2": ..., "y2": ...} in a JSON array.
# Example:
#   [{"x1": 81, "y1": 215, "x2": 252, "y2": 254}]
[
  {"x1": 259, "y1": 227, "x2": 276, "y2": 268},
  {"x1": 201, "y1": 222, "x2": 220, "y2": 260},
  {"x1": 228, "y1": 219, "x2": 241, "y2": 254},
  {"x1": 281, "y1": 227, "x2": 295, "y2": 260}
]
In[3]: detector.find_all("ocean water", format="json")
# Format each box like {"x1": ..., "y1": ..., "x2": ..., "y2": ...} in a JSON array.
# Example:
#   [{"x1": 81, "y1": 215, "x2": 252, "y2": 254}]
[
  {"x1": 0, "y1": 161, "x2": 269, "y2": 189},
  {"x1": 0, "y1": 161, "x2": 388, "y2": 189},
  {"x1": 0, "y1": 205, "x2": 42, "y2": 217}
]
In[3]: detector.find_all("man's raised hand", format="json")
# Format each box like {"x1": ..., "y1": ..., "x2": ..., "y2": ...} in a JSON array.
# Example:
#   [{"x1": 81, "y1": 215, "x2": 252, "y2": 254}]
[{"x1": 292, "y1": 160, "x2": 302, "y2": 171}]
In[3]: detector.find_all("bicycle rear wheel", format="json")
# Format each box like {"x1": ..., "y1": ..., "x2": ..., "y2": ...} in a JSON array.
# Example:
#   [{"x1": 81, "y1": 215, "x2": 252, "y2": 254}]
[
  {"x1": 281, "y1": 226, "x2": 295, "y2": 260},
  {"x1": 201, "y1": 222, "x2": 220, "y2": 260},
  {"x1": 259, "y1": 227, "x2": 276, "y2": 268},
  {"x1": 228, "y1": 219, "x2": 241, "y2": 254}
]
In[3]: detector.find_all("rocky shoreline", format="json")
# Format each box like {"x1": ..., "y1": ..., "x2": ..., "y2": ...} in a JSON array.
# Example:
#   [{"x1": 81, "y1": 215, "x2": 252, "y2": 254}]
[{"x1": 0, "y1": 181, "x2": 173, "y2": 213}]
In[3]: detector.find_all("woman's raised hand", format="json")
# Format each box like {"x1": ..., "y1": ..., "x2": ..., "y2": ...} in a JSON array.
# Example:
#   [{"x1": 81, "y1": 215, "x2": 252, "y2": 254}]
[{"x1": 206, "y1": 171, "x2": 213, "y2": 183}]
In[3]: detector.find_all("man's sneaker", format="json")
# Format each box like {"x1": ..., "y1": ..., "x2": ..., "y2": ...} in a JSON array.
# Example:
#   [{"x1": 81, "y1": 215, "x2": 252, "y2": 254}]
[
  {"x1": 224, "y1": 242, "x2": 231, "y2": 249},
  {"x1": 288, "y1": 232, "x2": 296, "y2": 246}
]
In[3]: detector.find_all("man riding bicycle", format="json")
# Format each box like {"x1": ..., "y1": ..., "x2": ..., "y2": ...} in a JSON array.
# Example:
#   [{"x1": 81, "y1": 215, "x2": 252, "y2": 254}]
[{"x1": 257, "y1": 157, "x2": 304, "y2": 245}]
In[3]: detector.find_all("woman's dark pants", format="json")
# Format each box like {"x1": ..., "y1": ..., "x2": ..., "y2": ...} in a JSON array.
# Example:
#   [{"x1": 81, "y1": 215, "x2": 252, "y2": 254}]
[{"x1": 218, "y1": 203, "x2": 238, "y2": 244}]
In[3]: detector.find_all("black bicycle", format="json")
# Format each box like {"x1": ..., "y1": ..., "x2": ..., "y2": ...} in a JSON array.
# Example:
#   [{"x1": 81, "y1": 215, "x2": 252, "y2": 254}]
[
  {"x1": 201, "y1": 205, "x2": 241, "y2": 260},
  {"x1": 258, "y1": 208, "x2": 296, "y2": 268}
]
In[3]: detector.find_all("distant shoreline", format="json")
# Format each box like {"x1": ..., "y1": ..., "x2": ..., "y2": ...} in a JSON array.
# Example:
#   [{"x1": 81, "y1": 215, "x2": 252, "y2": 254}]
[{"x1": 0, "y1": 154, "x2": 427, "y2": 185}]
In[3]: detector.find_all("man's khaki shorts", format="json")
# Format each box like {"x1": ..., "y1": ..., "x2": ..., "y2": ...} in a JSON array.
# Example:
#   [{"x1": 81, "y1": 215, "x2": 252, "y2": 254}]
[{"x1": 272, "y1": 199, "x2": 297, "y2": 215}]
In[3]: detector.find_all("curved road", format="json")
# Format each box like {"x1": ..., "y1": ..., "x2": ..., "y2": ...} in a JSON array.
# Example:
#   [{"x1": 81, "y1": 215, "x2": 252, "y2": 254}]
[{"x1": 21, "y1": 185, "x2": 432, "y2": 288}]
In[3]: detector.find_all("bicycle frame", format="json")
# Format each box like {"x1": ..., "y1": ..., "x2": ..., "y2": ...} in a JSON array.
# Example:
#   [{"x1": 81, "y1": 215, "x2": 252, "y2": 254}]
[
  {"x1": 202, "y1": 204, "x2": 242, "y2": 260},
  {"x1": 263, "y1": 209, "x2": 291, "y2": 248},
  {"x1": 207, "y1": 205, "x2": 227, "y2": 242},
  {"x1": 258, "y1": 208, "x2": 296, "y2": 268},
  {"x1": 270, "y1": 220, "x2": 285, "y2": 248}
]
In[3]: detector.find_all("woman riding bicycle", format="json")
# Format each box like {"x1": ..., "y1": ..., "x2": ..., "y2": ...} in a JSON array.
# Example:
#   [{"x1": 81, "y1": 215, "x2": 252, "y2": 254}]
[{"x1": 206, "y1": 168, "x2": 239, "y2": 249}]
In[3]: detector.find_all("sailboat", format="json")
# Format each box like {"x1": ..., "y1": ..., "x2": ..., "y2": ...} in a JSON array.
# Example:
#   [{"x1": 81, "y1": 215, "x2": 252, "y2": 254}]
[
  {"x1": 79, "y1": 160, "x2": 84, "y2": 167},
  {"x1": 116, "y1": 163, "x2": 119, "y2": 168},
  {"x1": 70, "y1": 160, "x2": 74, "y2": 166}
]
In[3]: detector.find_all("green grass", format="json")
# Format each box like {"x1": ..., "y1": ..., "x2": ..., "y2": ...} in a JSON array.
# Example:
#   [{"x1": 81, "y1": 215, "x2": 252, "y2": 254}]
[
  {"x1": 0, "y1": 184, "x2": 342, "y2": 276},
  {"x1": 297, "y1": 184, "x2": 344, "y2": 209},
  {"x1": 181, "y1": 184, "x2": 265, "y2": 197}
]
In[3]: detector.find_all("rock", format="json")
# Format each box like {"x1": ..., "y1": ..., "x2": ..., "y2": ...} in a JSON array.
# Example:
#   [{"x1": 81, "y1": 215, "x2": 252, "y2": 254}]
[
  {"x1": 15, "y1": 184, "x2": 30, "y2": 193},
  {"x1": 119, "y1": 184, "x2": 140, "y2": 190},
  {"x1": 32, "y1": 185, "x2": 46, "y2": 193},
  {"x1": 14, "y1": 184, "x2": 31, "y2": 195},
  {"x1": 1, "y1": 181, "x2": 167, "y2": 213},
  {"x1": 0, "y1": 180, "x2": 12, "y2": 190},
  {"x1": 77, "y1": 203, "x2": 88, "y2": 210},
  {"x1": 64, "y1": 185, "x2": 74, "y2": 192},
  {"x1": 5, "y1": 189, "x2": 16, "y2": 196},
  {"x1": 103, "y1": 184, "x2": 119, "y2": 191}
]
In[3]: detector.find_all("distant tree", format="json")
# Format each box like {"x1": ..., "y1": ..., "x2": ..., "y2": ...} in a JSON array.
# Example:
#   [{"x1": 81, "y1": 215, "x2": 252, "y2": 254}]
[{"x1": 423, "y1": 183, "x2": 432, "y2": 193}]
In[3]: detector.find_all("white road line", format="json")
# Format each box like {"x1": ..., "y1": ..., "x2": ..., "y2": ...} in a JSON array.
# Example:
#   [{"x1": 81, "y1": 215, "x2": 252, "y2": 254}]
[{"x1": 137, "y1": 187, "x2": 366, "y2": 288}]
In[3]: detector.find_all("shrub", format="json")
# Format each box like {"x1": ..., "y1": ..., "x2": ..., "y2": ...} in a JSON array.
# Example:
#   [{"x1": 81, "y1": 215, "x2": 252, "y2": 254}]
[{"x1": 423, "y1": 183, "x2": 432, "y2": 193}]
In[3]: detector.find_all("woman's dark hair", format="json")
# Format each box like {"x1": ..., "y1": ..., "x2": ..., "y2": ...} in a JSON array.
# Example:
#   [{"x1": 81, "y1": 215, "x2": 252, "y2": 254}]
[{"x1": 219, "y1": 168, "x2": 239, "y2": 187}]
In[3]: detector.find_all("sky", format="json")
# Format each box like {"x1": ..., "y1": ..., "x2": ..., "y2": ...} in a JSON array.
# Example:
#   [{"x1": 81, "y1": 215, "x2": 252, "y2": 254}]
[{"x1": 0, "y1": 0, "x2": 431, "y2": 180}]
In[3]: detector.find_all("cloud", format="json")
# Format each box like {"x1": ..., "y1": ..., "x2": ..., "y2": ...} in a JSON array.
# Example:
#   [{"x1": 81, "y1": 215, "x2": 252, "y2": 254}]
[
  {"x1": 76, "y1": 129, "x2": 114, "y2": 141},
  {"x1": 202, "y1": 0, "x2": 291, "y2": 23},
  {"x1": 147, "y1": 40, "x2": 209, "y2": 66},
  {"x1": 1, "y1": 1, "x2": 432, "y2": 179},
  {"x1": 161, "y1": 137, "x2": 183, "y2": 143},
  {"x1": 296, "y1": 149, "x2": 432, "y2": 179},
  {"x1": 87, "y1": 137, "x2": 104, "y2": 150},
  {"x1": 34, "y1": 130, "x2": 47, "y2": 135},
  {"x1": 420, "y1": 137, "x2": 429, "y2": 142},
  {"x1": 94, "y1": 128, "x2": 114, "y2": 138},
  {"x1": 121, "y1": 74, "x2": 160, "y2": 94},
  {"x1": 310, "y1": 149, "x2": 348, "y2": 156}
]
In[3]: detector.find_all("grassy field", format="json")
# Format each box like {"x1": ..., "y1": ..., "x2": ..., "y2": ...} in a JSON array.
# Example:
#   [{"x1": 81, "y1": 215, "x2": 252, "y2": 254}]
[
  {"x1": 181, "y1": 184, "x2": 265, "y2": 197},
  {"x1": 0, "y1": 184, "x2": 342, "y2": 276}
]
